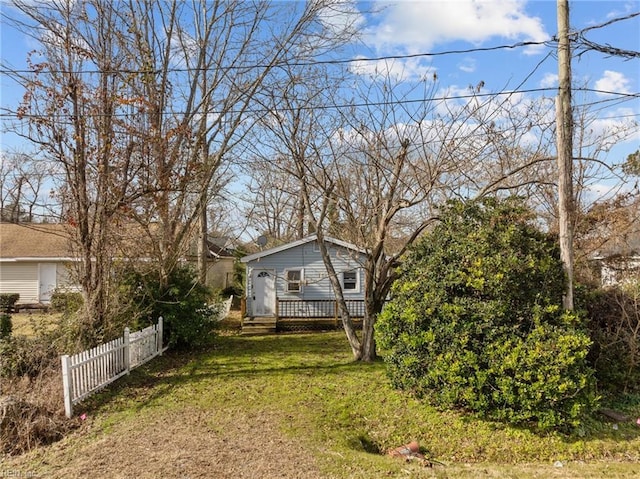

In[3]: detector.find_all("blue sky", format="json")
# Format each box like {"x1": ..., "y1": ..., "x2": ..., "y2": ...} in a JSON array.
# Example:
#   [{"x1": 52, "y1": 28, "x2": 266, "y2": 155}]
[
  {"x1": 1, "y1": 0, "x2": 639, "y2": 166},
  {"x1": 346, "y1": 1, "x2": 639, "y2": 160}
]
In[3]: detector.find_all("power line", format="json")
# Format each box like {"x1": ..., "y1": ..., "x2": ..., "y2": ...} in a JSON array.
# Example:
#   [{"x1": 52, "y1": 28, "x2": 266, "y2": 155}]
[
  {"x1": 0, "y1": 40, "x2": 554, "y2": 76},
  {"x1": 1, "y1": 87, "x2": 637, "y2": 121},
  {"x1": 574, "y1": 12, "x2": 640, "y2": 59},
  {"x1": 1, "y1": 11, "x2": 635, "y2": 78}
]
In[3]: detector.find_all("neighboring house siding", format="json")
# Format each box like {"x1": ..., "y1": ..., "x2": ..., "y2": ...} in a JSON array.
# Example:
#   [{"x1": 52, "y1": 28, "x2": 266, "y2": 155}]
[
  {"x1": 245, "y1": 240, "x2": 366, "y2": 315},
  {"x1": 206, "y1": 259, "x2": 235, "y2": 290},
  {"x1": 0, "y1": 261, "x2": 77, "y2": 304},
  {"x1": 600, "y1": 257, "x2": 640, "y2": 287},
  {"x1": 0, "y1": 263, "x2": 39, "y2": 303}
]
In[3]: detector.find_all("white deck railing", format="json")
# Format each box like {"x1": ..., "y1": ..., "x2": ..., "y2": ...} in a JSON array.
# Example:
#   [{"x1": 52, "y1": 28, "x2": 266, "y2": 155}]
[{"x1": 61, "y1": 317, "x2": 166, "y2": 418}]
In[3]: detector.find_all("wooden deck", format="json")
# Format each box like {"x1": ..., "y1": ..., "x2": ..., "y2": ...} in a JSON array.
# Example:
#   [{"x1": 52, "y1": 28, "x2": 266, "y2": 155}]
[{"x1": 240, "y1": 298, "x2": 365, "y2": 335}]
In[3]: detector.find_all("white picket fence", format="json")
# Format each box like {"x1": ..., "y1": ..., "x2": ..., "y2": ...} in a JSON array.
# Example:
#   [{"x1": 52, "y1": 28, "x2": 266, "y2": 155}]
[
  {"x1": 61, "y1": 317, "x2": 166, "y2": 418},
  {"x1": 217, "y1": 295, "x2": 233, "y2": 321}
]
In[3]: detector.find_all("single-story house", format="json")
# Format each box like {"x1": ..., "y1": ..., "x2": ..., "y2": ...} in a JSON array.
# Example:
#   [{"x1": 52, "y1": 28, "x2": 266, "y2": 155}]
[
  {"x1": 0, "y1": 223, "x2": 237, "y2": 306},
  {"x1": 0, "y1": 223, "x2": 78, "y2": 305},
  {"x1": 240, "y1": 234, "x2": 368, "y2": 332},
  {"x1": 590, "y1": 234, "x2": 640, "y2": 287}
]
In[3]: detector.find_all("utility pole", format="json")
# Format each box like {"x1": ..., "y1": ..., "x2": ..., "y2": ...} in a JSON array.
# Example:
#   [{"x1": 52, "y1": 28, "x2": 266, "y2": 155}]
[{"x1": 556, "y1": 0, "x2": 574, "y2": 310}]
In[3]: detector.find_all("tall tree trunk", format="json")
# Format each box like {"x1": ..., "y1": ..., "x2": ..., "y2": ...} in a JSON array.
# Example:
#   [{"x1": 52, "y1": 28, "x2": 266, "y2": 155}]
[{"x1": 198, "y1": 196, "x2": 208, "y2": 285}]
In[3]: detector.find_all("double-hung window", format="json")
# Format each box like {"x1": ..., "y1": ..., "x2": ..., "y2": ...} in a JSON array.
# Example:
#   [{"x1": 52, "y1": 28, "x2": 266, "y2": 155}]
[
  {"x1": 286, "y1": 269, "x2": 303, "y2": 293},
  {"x1": 342, "y1": 270, "x2": 359, "y2": 293}
]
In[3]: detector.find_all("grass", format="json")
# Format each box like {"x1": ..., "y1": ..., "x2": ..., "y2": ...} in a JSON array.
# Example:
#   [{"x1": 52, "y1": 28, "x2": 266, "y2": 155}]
[
  {"x1": 3, "y1": 331, "x2": 640, "y2": 478},
  {"x1": 8, "y1": 310, "x2": 62, "y2": 337}
]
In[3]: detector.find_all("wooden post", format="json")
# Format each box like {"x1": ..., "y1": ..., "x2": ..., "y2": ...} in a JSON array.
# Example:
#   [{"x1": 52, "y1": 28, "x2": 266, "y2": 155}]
[
  {"x1": 61, "y1": 354, "x2": 73, "y2": 418},
  {"x1": 157, "y1": 317, "x2": 164, "y2": 356},
  {"x1": 556, "y1": 0, "x2": 575, "y2": 310},
  {"x1": 123, "y1": 327, "x2": 131, "y2": 374}
]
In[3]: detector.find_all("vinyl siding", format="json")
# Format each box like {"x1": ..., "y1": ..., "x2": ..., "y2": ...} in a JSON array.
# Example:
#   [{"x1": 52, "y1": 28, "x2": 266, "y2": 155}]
[
  {"x1": 0, "y1": 263, "x2": 39, "y2": 303},
  {"x1": 0, "y1": 261, "x2": 79, "y2": 303}
]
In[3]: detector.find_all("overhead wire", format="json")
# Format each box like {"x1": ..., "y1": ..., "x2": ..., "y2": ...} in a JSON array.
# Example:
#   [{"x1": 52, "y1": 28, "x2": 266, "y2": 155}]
[
  {"x1": 0, "y1": 14, "x2": 636, "y2": 143},
  {"x1": 0, "y1": 40, "x2": 555, "y2": 76}
]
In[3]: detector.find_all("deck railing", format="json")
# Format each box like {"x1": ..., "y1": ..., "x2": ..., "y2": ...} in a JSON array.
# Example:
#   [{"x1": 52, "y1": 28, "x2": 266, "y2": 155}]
[{"x1": 277, "y1": 299, "x2": 365, "y2": 319}]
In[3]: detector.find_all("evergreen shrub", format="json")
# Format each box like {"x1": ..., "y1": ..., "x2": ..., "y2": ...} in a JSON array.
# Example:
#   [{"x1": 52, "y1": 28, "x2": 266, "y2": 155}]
[
  {"x1": 376, "y1": 197, "x2": 598, "y2": 431},
  {"x1": 0, "y1": 293, "x2": 19, "y2": 313},
  {"x1": 116, "y1": 264, "x2": 219, "y2": 349}
]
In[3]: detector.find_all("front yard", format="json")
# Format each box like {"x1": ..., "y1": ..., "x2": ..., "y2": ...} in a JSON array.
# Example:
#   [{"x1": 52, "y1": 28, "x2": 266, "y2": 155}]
[{"x1": 2, "y1": 331, "x2": 640, "y2": 478}]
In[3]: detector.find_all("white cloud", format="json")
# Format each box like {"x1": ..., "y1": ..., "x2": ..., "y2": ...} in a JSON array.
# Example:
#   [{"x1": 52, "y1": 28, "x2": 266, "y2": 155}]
[
  {"x1": 349, "y1": 56, "x2": 437, "y2": 82},
  {"x1": 458, "y1": 57, "x2": 476, "y2": 73},
  {"x1": 318, "y1": 0, "x2": 366, "y2": 36},
  {"x1": 594, "y1": 70, "x2": 632, "y2": 95},
  {"x1": 363, "y1": 0, "x2": 548, "y2": 54},
  {"x1": 539, "y1": 72, "x2": 558, "y2": 88}
]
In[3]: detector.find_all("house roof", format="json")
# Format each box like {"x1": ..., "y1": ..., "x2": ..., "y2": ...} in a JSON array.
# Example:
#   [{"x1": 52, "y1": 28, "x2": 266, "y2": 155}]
[
  {"x1": 1, "y1": 222, "x2": 236, "y2": 263},
  {"x1": 240, "y1": 234, "x2": 367, "y2": 263},
  {"x1": 591, "y1": 232, "x2": 640, "y2": 260},
  {"x1": 207, "y1": 240, "x2": 235, "y2": 258},
  {"x1": 0, "y1": 223, "x2": 74, "y2": 260},
  {"x1": 186, "y1": 238, "x2": 235, "y2": 260}
]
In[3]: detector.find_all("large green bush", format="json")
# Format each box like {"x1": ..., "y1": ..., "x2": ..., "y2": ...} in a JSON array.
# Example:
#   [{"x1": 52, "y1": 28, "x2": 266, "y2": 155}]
[
  {"x1": 115, "y1": 264, "x2": 219, "y2": 349},
  {"x1": 376, "y1": 197, "x2": 598, "y2": 431}
]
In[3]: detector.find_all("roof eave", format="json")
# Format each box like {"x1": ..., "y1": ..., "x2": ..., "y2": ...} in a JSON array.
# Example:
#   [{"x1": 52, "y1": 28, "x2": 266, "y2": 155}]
[{"x1": 241, "y1": 234, "x2": 367, "y2": 263}]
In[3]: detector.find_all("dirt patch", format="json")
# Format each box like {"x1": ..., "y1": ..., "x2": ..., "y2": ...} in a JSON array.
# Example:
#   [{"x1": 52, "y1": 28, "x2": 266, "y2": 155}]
[{"x1": 6, "y1": 406, "x2": 324, "y2": 479}]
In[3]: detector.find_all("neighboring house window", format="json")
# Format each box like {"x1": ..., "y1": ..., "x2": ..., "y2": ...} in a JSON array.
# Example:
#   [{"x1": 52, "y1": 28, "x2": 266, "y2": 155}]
[
  {"x1": 342, "y1": 270, "x2": 359, "y2": 293},
  {"x1": 286, "y1": 269, "x2": 303, "y2": 293}
]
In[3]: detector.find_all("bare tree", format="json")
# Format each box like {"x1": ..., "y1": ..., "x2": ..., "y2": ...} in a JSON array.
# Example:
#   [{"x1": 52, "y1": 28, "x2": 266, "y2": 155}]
[
  {"x1": 0, "y1": 152, "x2": 59, "y2": 222},
  {"x1": 252, "y1": 63, "x2": 630, "y2": 361},
  {"x1": 112, "y1": 0, "x2": 359, "y2": 286},
  {"x1": 3, "y1": 0, "x2": 146, "y2": 343},
  {"x1": 244, "y1": 65, "x2": 345, "y2": 243},
  {"x1": 3, "y1": 0, "x2": 359, "y2": 343}
]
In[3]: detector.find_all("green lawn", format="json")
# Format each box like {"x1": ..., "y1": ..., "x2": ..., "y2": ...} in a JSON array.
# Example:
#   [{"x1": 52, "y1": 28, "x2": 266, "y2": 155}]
[{"x1": 4, "y1": 331, "x2": 640, "y2": 478}]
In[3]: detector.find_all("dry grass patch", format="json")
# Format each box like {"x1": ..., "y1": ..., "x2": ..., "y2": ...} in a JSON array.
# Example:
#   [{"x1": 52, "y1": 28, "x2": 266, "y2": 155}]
[
  {"x1": 9, "y1": 311, "x2": 62, "y2": 338},
  {"x1": 1, "y1": 367, "x2": 78, "y2": 456}
]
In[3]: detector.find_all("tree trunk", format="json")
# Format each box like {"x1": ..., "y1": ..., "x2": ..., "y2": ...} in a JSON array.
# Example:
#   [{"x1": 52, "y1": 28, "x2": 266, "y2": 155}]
[{"x1": 198, "y1": 197, "x2": 208, "y2": 285}]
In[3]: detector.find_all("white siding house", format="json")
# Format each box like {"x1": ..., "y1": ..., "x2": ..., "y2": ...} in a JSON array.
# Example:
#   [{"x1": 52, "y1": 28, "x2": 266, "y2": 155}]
[
  {"x1": 590, "y1": 234, "x2": 640, "y2": 288},
  {"x1": 241, "y1": 235, "x2": 368, "y2": 329},
  {"x1": 0, "y1": 223, "x2": 78, "y2": 305}
]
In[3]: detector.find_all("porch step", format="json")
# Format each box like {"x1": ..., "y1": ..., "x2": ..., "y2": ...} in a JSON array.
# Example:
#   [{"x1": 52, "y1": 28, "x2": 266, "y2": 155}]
[{"x1": 241, "y1": 317, "x2": 277, "y2": 335}]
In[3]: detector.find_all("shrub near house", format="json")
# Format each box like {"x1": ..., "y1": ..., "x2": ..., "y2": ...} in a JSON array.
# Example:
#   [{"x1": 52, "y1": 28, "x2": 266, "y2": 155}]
[{"x1": 376, "y1": 197, "x2": 598, "y2": 431}]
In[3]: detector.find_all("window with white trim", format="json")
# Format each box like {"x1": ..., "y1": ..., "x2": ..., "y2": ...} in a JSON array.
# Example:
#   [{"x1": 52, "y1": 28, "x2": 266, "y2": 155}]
[
  {"x1": 342, "y1": 270, "x2": 359, "y2": 293},
  {"x1": 286, "y1": 269, "x2": 303, "y2": 293}
]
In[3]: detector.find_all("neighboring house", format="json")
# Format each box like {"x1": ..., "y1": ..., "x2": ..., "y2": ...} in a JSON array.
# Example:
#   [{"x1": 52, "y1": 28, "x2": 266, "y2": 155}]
[
  {"x1": 0, "y1": 223, "x2": 78, "y2": 305},
  {"x1": 240, "y1": 234, "x2": 367, "y2": 332},
  {"x1": 185, "y1": 237, "x2": 236, "y2": 290},
  {"x1": 590, "y1": 234, "x2": 640, "y2": 287},
  {"x1": 0, "y1": 223, "x2": 237, "y2": 306}
]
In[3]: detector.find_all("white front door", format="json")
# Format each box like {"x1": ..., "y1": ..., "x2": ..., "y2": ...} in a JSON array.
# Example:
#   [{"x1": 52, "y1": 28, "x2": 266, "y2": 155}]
[
  {"x1": 39, "y1": 263, "x2": 57, "y2": 303},
  {"x1": 252, "y1": 269, "x2": 275, "y2": 316}
]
